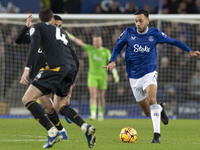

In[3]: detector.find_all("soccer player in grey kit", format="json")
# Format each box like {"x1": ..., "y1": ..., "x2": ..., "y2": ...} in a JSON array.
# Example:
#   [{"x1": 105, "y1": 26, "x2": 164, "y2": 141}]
[{"x1": 104, "y1": 9, "x2": 200, "y2": 143}]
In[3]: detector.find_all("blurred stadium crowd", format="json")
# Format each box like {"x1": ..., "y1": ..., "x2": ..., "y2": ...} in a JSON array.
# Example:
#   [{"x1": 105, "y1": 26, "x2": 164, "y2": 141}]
[
  {"x1": 1, "y1": 19, "x2": 200, "y2": 107},
  {"x1": 0, "y1": 0, "x2": 200, "y2": 14},
  {"x1": 0, "y1": 0, "x2": 200, "y2": 117},
  {"x1": 39, "y1": 0, "x2": 200, "y2": 14}
]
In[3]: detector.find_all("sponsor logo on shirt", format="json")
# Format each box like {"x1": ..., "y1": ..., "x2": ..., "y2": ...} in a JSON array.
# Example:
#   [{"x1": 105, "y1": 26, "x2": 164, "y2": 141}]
[
  {"x1": 131, "y1": 36, "x2": 136, "y2": 40},
  {"x1": 133, "y1": 44, "x2": 150, "y2": 53},
  {"x1": 38, "y1": 48, "x2": 42, "y2": 53},
  {"x1": 93, "y1": 54, "x2": 102, "y2": 61}
]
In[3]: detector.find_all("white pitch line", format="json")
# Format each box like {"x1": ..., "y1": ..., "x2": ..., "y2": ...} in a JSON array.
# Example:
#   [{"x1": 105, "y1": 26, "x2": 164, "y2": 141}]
[
  {"x1": 0, "y1": 139, "x2": 73, "y2": 143},
  {"x1": 0, "y1": 134, "x2": 46, "y2": 138},
  {"x1": 0, "y1": 134, "x2": 47, "y2": 142},
  {"x1": 0, "y1": 139, "x2": 46, "y2": 142}
]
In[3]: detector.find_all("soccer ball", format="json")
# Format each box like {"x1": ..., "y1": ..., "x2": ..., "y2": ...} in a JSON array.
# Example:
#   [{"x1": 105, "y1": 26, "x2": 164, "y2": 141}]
[{"x1": 119, "y1": 127, "x2": 138, "y2": 143}]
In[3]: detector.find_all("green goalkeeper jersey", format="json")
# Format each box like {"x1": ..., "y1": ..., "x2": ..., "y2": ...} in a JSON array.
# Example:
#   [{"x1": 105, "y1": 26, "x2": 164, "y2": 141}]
[{"x1": 84, "y1": 44, "x2": 111, "y2": 77}]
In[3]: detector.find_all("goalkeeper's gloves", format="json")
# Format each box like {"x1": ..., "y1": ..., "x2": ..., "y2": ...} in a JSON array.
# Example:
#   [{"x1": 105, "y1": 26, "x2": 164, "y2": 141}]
[
  {"x1": 111, "y1": 68, "x2": 119, "y2": 83},
  {"x1": 66, "y1": 31, "x2": 75, "y2": 40}
]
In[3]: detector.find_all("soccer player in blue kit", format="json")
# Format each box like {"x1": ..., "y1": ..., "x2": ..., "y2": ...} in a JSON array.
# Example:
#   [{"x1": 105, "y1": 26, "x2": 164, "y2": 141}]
[{"x1": 104, "y1": 9, "x2": 200, "y2": 143}]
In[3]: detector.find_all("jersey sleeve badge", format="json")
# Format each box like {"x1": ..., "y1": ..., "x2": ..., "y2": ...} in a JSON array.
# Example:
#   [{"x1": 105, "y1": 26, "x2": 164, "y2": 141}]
[
  {"x1": 161, "y1": 32, "x2": 167, "y2": 38},
  {"x1": 29, "y1": 27, "x2": 35, "y2": 36},
  {"x1": 118, "y1": 31, "x2": 125, "y2": 39}
]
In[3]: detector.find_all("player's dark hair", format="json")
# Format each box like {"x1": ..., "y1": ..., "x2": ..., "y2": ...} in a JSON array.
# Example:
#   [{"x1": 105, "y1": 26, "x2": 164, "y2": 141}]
[
  {"x1": 134, "y1": 9, "x2": 149, "y2": 18},
  {"x1": 39, "y1": 8, "x2": 53, "y2": 22},
  {"x1": 54, "y1": 15, "x2": 62, "y2": 21}
]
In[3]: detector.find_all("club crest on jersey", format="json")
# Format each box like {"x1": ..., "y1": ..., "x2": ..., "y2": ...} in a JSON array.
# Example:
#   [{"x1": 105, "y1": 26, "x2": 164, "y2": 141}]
[
  {"x1": 133, "y1": 44, "x2": 150, "y2": 53},
  {"x1": 35, "y1": 71, "x2": 43, "y2": 79},
  {"x1": 148, "y1": 36, "x2": 154, "y2": 42}
]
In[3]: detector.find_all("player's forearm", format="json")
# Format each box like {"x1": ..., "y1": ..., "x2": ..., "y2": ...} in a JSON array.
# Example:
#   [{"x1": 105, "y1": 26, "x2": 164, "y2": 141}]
[
  {"x1": 15, "y1": 26, "x2": 30, "y2": 44},
  {"x1": 66, "y1": 31, "x2": 85, "y2": 47},
  {"x1": 26, "y1": 37, "x2": 40, "y2": 69},
  {"x1": 109, "y1": 46, "x2": 122, "y2": 62},
  {"x1": 110, "y1": 39, "x2": 126, "y2": 62},
  {"x1": 73, "y1": 37, "x2": 85, "y2": 47},
  {"x1": 110, "y1": 51, "x2": 120, "y2": 62},
  {"x1": 173, "y1": 39, "x2": 191, "y2": 53},
  {"x1": 26, "y1": 46, "x2": 36, "y2": 69},
  {"x1": 26, "y1": 50, "x2": 33, "y2": 69},
  {"x1": 167, "y1": 37, "x2": 191, "y2": 53}
]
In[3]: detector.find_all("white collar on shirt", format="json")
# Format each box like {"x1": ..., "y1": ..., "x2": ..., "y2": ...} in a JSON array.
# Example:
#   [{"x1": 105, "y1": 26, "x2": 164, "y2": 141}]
[{"x1": 137, "y1": 26, "x2": 149, "y2": 35}]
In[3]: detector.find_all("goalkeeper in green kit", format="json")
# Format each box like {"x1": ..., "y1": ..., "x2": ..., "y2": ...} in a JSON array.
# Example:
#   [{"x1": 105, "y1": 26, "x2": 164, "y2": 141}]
[{"x1": 67, "y1": 32, "x2": 119, "y2": 120}]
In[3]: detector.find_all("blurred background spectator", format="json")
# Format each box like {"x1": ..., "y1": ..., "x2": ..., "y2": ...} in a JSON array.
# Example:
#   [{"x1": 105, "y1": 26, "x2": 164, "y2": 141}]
[
  {"x1": 107, "y1": 1, "x2": 122, "y2": 14},
  {"x1": 190, "y1": 60, "x2": 200, "y2": 99},
  {"x1": 125, "y1": 2, "x2": 137, "y2": 14},
  {"x1": 63, "y1": 0, "x2": 81, "y2": 14},
  {"x1": 177, "y1": 1, "x2": 188, "y2": 14},
  {"x1": 0, "y1": 0, "x2": 199, "y2": 14},
  {"x1": 194, "y1": 0, "x2": 200, "y2": 13},
  {"x1": 49, "y1": 0, "x2": 64, "y2": 13},
  {"x1": 158, "y1": 57, "x2": 172, "y2": 83},
  {"x1": 168, "y1": 0, "x2": 180, "y2": 14},
  {"x1": 93, "y1": 3, "x2": 105, "y2": 14},
  {"x1": 143, "y1": 5, "x2": 152, "y2": 13}
]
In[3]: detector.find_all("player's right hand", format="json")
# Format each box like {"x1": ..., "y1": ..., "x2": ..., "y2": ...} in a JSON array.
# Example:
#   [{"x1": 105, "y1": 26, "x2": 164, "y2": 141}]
[
  {"x1": 20, "y1": 70, "x2": 30, "y2": 85},
  {"x1": 26, "y1": 14, "x2": 33, "y2": 28},
  {"x1": 102, "y1": 61, "x2": 116, "y2": 71}
]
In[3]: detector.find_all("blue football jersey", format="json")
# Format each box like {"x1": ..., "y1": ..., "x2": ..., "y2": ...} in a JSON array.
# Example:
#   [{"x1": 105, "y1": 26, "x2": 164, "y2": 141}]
[{"x1": 110, "y1": 27, "x2": 191, "y2": 79}]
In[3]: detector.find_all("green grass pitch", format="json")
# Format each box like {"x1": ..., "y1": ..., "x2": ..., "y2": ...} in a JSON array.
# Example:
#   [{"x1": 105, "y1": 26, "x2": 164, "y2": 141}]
[{"x1": 0, "y1": 119, "x2": 200, "y2": 150}]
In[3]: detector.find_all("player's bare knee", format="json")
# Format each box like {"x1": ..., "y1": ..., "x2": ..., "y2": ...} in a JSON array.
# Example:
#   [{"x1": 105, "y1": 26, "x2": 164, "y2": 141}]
[
  {"x1": 53, "y1": 103, "x2": 60, "y2": 112},
  {"x1": 22, "y1": 97, "x2": 26, "y2": 105},
  {"x1": 22, "y1": 95, "x2": 31, "y2": 105},
  {"x1": 45, "y1": 107, "x2": 55, "y2": 114},
  {"x1": 66, "y1": 96, "x2": 70, "y2": 105}
]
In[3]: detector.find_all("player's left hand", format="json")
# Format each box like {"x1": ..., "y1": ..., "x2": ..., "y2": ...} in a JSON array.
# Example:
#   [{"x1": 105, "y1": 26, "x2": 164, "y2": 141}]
[
  {"x1": 67, "y1": 84, "x2": 75, "y2": 98},
  {"x1": 189, "y1": 51, "x2": 200, "y2": 58},
  {"x1": 66, "y1": 84, "x2": 75, "y2": 104}
]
